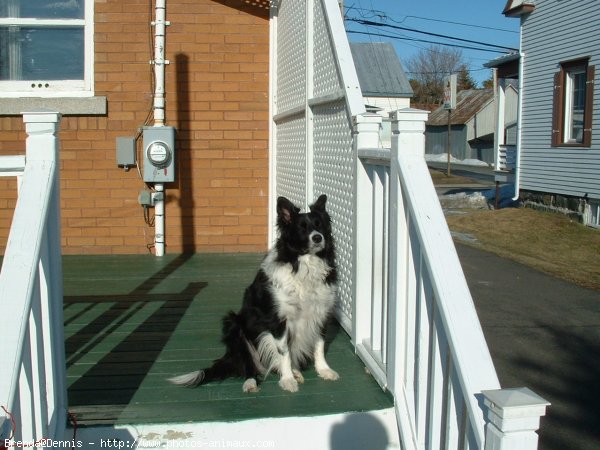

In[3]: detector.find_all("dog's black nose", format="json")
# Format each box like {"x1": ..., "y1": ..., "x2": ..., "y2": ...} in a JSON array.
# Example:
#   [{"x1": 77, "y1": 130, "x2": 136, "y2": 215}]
[{"x1": 312, "y1": 234, "x2": 322, "y2": 244}]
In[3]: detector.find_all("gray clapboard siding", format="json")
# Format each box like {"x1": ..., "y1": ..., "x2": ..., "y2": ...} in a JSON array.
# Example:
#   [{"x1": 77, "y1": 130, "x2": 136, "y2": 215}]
[{"x1": 519, "y1": 0, "x2": 600, "y2": 199}]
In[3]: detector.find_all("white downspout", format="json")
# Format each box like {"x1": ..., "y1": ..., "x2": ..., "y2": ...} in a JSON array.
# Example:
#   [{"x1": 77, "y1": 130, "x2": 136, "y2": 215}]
[
  {"x1": 153, "y1": 0, "x2": 167, "y2": 127},
  {"x1": 152, "y1": 0, "x2": 168, "y2": 256},
  {"x1": 512, "y1": 32, "x2": 524, "y2": 201},
  {"x1": 512, "y1": 52, "x2": 524, "y2": 201},
  {"x1": 154, "y1": 183, "x2": 165, "y2": 255}
]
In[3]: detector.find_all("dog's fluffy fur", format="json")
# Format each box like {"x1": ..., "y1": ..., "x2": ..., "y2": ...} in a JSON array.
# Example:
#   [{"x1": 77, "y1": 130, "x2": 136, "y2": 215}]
[{"x1": 168, "y1": 195, "x2": 339, "y2": 392}]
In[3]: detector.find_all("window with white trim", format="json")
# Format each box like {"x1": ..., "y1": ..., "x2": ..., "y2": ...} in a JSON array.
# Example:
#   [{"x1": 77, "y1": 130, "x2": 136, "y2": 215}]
[
  {"x1": 552, "y1": 58, "x2": 595, "y2": 147},
  {"x1": 564, "y1": 66, "x2": 586, "y2": 143},
  {"x1": 0, "y1": 0, "x2": 94, "y2": 97}
]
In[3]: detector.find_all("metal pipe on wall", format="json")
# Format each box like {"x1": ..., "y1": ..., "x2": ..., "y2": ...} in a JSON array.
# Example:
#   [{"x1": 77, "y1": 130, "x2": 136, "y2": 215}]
[
  {"x1": 153, "y1": 0, "x2": 168, "y2": 256},
  {"x1": 153, "y1": 0, "x2": 167, "y2": 127}
]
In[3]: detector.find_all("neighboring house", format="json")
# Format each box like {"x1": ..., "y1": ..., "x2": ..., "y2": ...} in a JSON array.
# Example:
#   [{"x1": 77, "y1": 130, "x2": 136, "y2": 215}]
[
  {"x1": 350, "y1": 42, "x2": 413, "y2": 113},
  {"x1": 425, "y1": 89, "x2": 497, "y2": 164},
  {"x1": 492, "y1": 0, "x2": 600, "y2": 226},
  {"x1": 0, "y1": 0, "x2": 271, "y2": 254},
  {"x1": 485, "y1": 52, "x2": 520, "y2": 186},
  {"x1": 350, "y1": 42, "x2": 413, "y2": 147}
]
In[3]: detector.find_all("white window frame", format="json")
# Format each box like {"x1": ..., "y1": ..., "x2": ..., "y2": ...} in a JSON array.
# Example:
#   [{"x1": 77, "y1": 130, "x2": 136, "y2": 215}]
[
  {"x1": 0, "y1": 0, "x2": 94, "y2": 98},
  {"x1": 563, "y1": 66, "x2": 586, "y2": 144}
]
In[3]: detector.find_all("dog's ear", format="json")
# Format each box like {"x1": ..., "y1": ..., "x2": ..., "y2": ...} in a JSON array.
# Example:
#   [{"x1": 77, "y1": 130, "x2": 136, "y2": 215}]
[
  {"x1": 277, "y1": 196, "x2": 300, "y2": 224},
  {"x1": 310, "y1": 194, "x2": 327, "y2": 212}
]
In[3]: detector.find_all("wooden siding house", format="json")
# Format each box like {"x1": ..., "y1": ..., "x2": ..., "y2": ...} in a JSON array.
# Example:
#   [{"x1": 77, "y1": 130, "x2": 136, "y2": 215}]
[
  {"x1": 497, "y1": 0, "x2": 600, "y2": 226},
  {"x1": 425, "y1": 89, "x2": 496, "y2": 164},
  {"x1": 485, "y1": 52, "x2": 520, "y2": 184}
]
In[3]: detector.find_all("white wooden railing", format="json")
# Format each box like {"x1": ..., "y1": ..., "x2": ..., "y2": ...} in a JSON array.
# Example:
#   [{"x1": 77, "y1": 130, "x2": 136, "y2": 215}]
[
  {"x1": 352, "y1": 110, "x2": 549, "y2": 450},
  {"x1": 0, "y1": 112, "x2": 67, "y2": 448}
]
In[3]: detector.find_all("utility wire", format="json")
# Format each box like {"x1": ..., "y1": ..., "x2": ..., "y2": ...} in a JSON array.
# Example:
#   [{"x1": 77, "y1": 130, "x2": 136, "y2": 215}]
[
  {"x1": 346, "y1": 30, "x2": 509, "y2": 55},
  {"x1": 345, "y1": 6, "x2": 519, "y2": 34},
  {"x1": 346, "y1": 17, "x2": 518, "y2": 51},
  {"x1": 393, "y1": 15, "x2": 519, "y2": 34},
  {"x1": 345, "y1": 17, "x2": 518, "y2": 52},
  {"x1": 345, "y1": 4, "x2": 510, "y2": 62}
]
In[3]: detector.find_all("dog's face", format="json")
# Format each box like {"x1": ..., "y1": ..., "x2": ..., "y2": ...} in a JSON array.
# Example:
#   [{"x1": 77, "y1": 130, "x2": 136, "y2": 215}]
[{"x1": 277, "y1": 195, "x2": 332, "y2": 256}]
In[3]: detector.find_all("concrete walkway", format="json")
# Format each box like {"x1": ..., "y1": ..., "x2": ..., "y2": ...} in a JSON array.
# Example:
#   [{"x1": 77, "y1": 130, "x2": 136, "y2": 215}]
[{"x1": 456, "y1": 244, "x2": 600, "y2": 450}]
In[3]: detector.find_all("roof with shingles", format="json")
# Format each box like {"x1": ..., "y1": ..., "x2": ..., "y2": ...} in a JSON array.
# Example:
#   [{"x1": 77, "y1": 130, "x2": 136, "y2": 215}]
[
  {"x1": 350, "y1": 42, "x2": 413, "y2": 98},
  {"x1": 427, "y1": 89, "x2": 494, "y2": 126}
]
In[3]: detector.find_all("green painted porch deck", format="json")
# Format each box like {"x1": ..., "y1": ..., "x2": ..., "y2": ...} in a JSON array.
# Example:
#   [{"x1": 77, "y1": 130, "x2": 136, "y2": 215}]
[{"x1": 63, "y1": 253, "x2": 393, "y2": 426}]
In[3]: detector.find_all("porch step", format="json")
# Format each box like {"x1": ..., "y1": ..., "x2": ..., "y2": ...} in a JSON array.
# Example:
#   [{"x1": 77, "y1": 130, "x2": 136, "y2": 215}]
[{"x1": 69, "y1": 408, "x2": 401, "y2": 450}]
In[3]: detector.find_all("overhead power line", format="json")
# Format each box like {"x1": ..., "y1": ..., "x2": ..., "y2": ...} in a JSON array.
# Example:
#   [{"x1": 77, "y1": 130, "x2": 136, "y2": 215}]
[
  {"x1": 344, "y1": 6, "x2": 519, "y2": 34},
  {"x1": 345, "y1": 17, "x2": 519, "y2": 53},
  {"x1": 346, "y1": 30, "x2": 510, "y2": 55},
  {"x1": 395, "y1": 15, "x2": 519, "y2": 34}
]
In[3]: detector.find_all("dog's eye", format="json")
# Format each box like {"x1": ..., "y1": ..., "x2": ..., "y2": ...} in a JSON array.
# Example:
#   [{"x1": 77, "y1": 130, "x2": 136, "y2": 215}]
[{"x1": 314, "y1": 219, "x2": 321, "y2": 228}]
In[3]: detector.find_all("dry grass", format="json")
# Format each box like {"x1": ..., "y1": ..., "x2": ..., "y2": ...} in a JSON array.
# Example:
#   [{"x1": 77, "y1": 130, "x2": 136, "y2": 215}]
[
  {"x1": 429, "y1": 169, "x2": 479, "y2": 185},
  {"x1": 446, "y1": 208, "x2": 600, "y2": 291}
]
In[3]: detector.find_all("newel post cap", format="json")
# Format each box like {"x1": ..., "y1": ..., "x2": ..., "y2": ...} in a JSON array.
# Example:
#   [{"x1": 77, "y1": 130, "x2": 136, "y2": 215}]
[{"x1": 482, "y1": 387, "x2": 550, "y2": 432}]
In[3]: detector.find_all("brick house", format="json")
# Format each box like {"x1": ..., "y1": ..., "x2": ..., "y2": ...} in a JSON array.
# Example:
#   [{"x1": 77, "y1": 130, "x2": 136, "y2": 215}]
[{"x1": 0, "y1": 0, "x2": 270, "y2": 255}]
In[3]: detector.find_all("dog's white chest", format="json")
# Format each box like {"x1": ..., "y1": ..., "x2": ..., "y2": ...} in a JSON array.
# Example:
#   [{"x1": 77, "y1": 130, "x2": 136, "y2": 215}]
[
  {"x1": 262, "y1": 253, "x2": 336, "y2": 364},
  {"x1": 264, "y1": 254, "x2": 335, "y2": 318}
]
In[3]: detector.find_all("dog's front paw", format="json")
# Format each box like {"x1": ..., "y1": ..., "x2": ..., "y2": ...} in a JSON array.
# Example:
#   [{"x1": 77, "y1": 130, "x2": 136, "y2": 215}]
[
  {"x1": 292, "y1": 369, "x2": 305, "y2": 384},
  {"x1": 242, "y1": 378, "x2": 260, "y2": 393},
  {"x1": 317, "y1": 367, "x2": 340, "y2": 381},
  {"x1": 279, "y1": 377, "x2": 299, "y2": 392}
]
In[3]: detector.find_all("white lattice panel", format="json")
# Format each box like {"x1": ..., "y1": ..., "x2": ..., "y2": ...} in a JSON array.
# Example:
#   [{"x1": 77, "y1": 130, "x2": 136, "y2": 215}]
[
  {"x1": 275, "y1": 116, "x2": 307, "y2": 208},
  {"x1": 272, "y1": 0, "x2": 365, "y2": 334},
  {"x1": 312, "y1": 100, "x2": 355, "y2": 329},
  {"x1": 276, "y1": 0, "x2": 306, "y2": 113},
  {"x1": 312, "y1": 0, "x2": 343, "y2": 98}
]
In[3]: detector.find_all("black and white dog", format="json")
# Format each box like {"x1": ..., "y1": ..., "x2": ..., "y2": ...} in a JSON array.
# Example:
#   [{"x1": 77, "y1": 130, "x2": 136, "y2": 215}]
[{"x1": 169, "y1": 194, "x2": 339, "y2": 393}]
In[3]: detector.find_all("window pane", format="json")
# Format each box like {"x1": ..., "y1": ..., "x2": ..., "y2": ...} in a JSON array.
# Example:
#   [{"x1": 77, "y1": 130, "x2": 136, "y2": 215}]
[
  {"x1": 0, "y1": 27, "x2": 84, "y2": 80},
  {"x1": 0, "y1": 0, "x2": 84, "y2": 19},
  {"x1": 570, "y1": 71, "x2": 586, "y2": 143}
]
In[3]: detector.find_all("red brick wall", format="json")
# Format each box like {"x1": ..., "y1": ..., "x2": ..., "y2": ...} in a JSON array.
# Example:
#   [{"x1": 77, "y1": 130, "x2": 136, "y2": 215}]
[{"x1": 0, "y1": 0, "x2": 270, "y2": 255}]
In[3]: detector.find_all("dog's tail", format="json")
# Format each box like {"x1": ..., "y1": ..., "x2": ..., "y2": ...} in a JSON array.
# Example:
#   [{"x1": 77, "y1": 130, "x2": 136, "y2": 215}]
[{"x1": 168, "y1": 311, "x2": 257, "y2": 388}]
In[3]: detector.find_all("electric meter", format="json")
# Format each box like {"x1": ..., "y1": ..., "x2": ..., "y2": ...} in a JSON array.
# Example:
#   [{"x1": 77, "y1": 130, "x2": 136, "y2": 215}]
[
  {"x1": 142, "y1": 126, "x2": 176, "y2": 182},
  {"x1": 147, "y1": 141, "x2": 172, "y2": 167}
]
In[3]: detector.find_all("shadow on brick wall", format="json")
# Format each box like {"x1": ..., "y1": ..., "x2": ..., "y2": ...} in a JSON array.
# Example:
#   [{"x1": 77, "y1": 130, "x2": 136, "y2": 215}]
[{"x1": 174, "y1": 53, "x2": 196, "y2": 252}]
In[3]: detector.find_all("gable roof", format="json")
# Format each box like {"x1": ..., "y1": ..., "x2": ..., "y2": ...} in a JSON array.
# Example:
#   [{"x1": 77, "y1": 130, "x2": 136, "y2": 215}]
[
  {"x1": 427, "y1": 89, "x2": 494, "y2": 126},
  {"x1": 484, "y1": 52, "x2": 520, "y2": 78},
  {"x1": 350, "y1": 42, "x2": 413, "y2": 98},
  {"x1": 503, "y1": 0, "x2": 536, "y2": 17}
]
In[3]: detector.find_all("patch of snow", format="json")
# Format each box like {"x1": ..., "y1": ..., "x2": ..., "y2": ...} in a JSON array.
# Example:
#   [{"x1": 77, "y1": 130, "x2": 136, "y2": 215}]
[
  {"x1": 439, "y1": 191, "x2": 489, "y2": 209},
  {"x1": 440, "y1": 184, "x2": 518, "y2": 210},
  {"x1": 451, "y1": 231, "x2": 479, "y2": 244},
  {"x1": 461, "y1": 158, "x2": 491, "y2": 167},
  {"x1": 425, "y1": 153, "x2": 461, "y2": 164},
  {"x1": 425, "y1": 154, "x2": 491, "y2": 167}
]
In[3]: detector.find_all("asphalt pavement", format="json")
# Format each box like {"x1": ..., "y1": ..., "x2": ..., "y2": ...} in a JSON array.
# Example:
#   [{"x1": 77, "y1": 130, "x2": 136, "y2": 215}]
[
  {"x1": 457, "y1": 244, "x2": 600, "y2": 450},
  {"x1": 435, "y1": 162, "x2": 600, "y2": 450}
]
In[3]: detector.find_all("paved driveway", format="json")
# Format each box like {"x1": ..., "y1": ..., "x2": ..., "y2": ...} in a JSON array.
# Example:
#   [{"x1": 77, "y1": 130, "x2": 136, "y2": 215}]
[{"x1": 456, "y1": 244, "x2": 600, "y2": 450}]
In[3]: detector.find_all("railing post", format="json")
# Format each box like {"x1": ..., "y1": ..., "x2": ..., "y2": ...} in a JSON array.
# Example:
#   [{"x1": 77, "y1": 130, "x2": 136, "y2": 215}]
[
  {"x1": 385, "y1": 109, "x2": 430, "y2": 450},
  {"x1": 386, "y1": 108, "x2": 429, "y2": 394},
  {"x1": 352, "y1": 113, "x2": 382, "y2": 347},
  {"x1": 482, "y1": 388, "x2": 550, "y2": 450},
  {"x1": 23, "y1": 111, "x2": 61, "y2": 163},
  {"x1": 390, "y1": 108, "x2": 429, "y2": 159},
  {"x1": 354, "y1": 113, "x2": 382, "y2": 149},
  {"x1": 23, "y1": 110, "x2": 68, "y2": 439}
]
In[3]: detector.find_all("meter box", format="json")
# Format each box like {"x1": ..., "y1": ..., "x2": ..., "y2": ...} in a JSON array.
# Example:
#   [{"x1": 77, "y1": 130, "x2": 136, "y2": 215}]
[{"x1": 142, "y1": 126, "x2": 176, "y2": 183}]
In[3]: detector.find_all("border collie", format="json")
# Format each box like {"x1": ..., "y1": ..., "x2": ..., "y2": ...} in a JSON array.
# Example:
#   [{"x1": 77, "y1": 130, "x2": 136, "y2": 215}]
[{"x1": 169, "y1": 194, "x2": 339, "y2": 393}]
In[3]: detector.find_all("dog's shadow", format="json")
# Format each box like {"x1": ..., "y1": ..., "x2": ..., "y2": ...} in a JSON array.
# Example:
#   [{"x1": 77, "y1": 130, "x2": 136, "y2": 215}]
[{"x1": 324, "y1": 317, "x2": 342, "y2": 353}]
